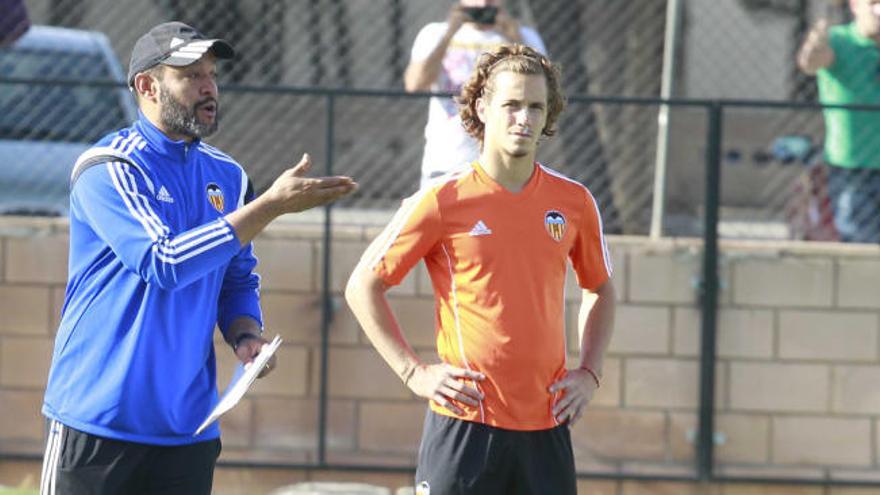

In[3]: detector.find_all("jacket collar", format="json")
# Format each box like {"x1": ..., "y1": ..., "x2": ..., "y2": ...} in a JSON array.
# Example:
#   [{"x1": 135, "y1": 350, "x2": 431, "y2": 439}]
[{"x1": 134, "y1": 111, "x2": 200, "y2": 162}]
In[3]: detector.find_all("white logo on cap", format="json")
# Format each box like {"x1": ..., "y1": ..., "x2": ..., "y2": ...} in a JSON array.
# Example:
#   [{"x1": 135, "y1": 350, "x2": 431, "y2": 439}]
[{"x1": 169, "y1": 37, "x2": 185, "y2": 48}]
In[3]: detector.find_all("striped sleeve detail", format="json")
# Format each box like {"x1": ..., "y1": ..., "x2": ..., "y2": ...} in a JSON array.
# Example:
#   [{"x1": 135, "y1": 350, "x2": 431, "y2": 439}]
[
  {"x1": 105, "y1": 131, "x2": 146, "y2": 156},
  {"x1": 106, "y1": 161, "x2": 167, "y2": 239},
  {"x1": 105, "y1": 162, "x2": 235, "y2": 265},
  {"x1": 71, "y1": 132, "x2": 150, "y2": 191},
  {"x1": 362, "y1": 171, "x2": 466, "y2": 271},
  {"x1": 588, "y1": 188, "x2": 613, "y2": 276},
  {"x1": 363, "y1": 189, "x2": 431, "y2": 271},
  {"x1": 540, "y1": 165, "x2": 613, "y2": 276},
  {"x1": 123, "y1": 132, "x2": 147, "y2": 154}
]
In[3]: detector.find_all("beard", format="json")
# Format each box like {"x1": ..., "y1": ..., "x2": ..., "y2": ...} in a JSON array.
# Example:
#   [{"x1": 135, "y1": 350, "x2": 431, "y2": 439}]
[{"x1": 158, "y1": 85, "x2": 219, "y2": 139}]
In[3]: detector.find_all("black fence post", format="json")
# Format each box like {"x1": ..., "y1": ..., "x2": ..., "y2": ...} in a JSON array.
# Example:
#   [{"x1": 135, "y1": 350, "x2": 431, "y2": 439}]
[
  {"x1": 317, "y1": 93, "x2": 335, "y2": 466},
  {"x1": 697, "y1": 101, "x2": 723, "y2": 482}
]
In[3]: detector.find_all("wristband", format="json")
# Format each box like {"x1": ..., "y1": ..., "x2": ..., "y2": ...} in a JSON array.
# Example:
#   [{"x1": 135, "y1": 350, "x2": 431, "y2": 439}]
[
  {"x1": 232, "y1": 333, "x2": 261, "y2": 351},
  {"x1": 579, "y1": 365, "x2": 601, "y2": 388}
]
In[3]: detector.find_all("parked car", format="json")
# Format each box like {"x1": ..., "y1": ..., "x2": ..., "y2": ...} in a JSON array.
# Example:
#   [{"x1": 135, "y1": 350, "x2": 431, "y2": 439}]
[{"x1": 0, "y1": 25, "x2": 137, "y2": 216}]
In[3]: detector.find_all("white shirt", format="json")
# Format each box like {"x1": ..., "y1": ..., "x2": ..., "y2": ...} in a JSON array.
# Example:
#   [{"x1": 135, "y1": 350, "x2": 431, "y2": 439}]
[{"x1": 410, "y1": 22, "x2": 547, "y2": 187}]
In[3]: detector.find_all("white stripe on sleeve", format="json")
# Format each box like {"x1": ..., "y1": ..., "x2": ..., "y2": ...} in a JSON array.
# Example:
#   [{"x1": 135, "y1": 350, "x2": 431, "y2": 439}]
[
  {"x1": 540, "y1": 165, "x2": 613, "y2": 277},
  {"x1": 115, "y1": 163, "x2": 168, "y2": 237},
  {"x1": 364, "y1": 172, "x2": 466, "y2": 271},
  {"x1": 108, "y1": 164, "x2": 232, "y2": 263},
  {"x1": 107, "y1": 162, "x2": 161, "y2": 241}
]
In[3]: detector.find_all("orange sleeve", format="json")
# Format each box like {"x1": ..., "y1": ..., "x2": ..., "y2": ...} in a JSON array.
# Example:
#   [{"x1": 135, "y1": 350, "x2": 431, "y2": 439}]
[
  {"x1": 365, "y1": 188, "x2": 443, "y2": 286},
  {"x1": 569, "y1": 188, "x2": 612, "y2": 291}
]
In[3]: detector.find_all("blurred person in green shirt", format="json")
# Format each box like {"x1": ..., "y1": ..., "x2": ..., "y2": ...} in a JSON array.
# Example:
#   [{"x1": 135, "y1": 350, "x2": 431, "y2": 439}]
[{"x1": 798, "y1": 0, "x2": 880, "y2": 242}]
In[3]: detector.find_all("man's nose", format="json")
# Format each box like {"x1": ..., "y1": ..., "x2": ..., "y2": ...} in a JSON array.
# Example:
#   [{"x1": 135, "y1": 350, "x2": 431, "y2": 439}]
[{"x1": 201, "y1": 79, "x2": 218, "y2": 98}]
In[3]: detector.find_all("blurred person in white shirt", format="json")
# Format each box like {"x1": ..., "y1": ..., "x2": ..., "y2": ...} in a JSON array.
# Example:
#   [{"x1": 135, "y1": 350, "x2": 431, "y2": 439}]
[{"x1": 405, "y1": 0, "x2": 546, "y2": 188}]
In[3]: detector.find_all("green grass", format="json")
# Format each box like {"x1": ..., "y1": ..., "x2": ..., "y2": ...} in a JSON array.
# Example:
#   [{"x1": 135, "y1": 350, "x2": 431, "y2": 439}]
[{"x1": 0, "y1": 489, "x2": 38, "y2": 495}]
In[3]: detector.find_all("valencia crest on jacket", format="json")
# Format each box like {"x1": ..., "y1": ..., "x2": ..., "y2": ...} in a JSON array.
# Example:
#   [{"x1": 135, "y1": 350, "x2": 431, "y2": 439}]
[
  {"x1": 544, "y1": 210, "x2": 566, "y2": 242},
  {"x1": 206, "y1": 183, "x2": 224, "y2": 213}
]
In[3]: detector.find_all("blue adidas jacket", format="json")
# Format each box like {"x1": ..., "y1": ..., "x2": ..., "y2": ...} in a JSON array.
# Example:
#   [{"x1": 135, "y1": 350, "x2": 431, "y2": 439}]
[{"x1": 42, "y1": 115, "x2": 262, "y2": 445}]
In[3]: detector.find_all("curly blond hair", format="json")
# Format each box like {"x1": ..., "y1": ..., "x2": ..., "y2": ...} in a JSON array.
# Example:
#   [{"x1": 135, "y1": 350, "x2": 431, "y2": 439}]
[{"x1": 458, "y1": 44, "x2": 565, "y2": 144}]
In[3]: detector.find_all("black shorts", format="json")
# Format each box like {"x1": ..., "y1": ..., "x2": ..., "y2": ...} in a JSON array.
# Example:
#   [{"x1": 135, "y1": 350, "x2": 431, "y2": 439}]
[
  {"x1": 414, "y1": 410, "x2": 576, "y2": 495},
  {"x1": 40, "y1": 419, "x2": 221, "y2": 495}
]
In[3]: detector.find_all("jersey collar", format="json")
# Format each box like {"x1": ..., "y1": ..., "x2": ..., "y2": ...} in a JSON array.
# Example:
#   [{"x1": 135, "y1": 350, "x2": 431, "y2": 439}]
[
  {"x1": 135, "y1": 111, "x2": 201, "y2": 162},
  {"x1": 472, "y1": 160, "x2": 541, "y2": 198}
]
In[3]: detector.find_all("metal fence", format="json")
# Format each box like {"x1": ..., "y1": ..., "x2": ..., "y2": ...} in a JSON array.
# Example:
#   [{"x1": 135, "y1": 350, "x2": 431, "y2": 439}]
[
  {"x1": 7, "y1": 0, "x2": 867, "y2": 235},
  {"x1": 0, "y1": 73, "x2": 843, "y2": 242},
  {"x1": 7, "y1": 0, "x2": 880, "y2": 488},
  {"x1": 7, "y1": 74, "x2": 880, "y2": 485}
]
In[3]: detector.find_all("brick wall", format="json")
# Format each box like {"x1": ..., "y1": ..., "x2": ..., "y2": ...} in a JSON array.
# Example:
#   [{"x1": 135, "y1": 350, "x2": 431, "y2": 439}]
[{"x1": 3, "y1": 216, "x2": 880, "y2": 493}]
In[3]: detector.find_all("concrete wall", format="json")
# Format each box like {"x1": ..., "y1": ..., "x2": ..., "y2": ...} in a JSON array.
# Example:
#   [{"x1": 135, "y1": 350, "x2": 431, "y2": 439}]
[{"x1": 2, "y1": 216, "x2": 880, "y2": 493}]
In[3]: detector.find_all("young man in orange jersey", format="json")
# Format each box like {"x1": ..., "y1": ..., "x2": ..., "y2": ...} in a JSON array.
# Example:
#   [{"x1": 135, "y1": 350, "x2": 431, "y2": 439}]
[{"x1": 346, "y1": 44, "x2": 615, "y2": 494}]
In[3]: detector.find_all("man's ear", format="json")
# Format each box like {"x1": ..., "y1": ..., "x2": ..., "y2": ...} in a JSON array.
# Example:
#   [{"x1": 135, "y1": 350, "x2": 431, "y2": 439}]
[
  {"x1": 476, "y1": 95, "x2": 488, "y2": 124},
  {"x1": 133, "y1": 72, "x2": 159, "y2": 103}
]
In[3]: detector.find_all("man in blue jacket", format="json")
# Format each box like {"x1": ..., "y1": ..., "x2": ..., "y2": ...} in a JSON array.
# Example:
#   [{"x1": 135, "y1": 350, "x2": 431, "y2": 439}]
[{"x1": 39, "y1": 21, "x2": 357, "y2": 495}]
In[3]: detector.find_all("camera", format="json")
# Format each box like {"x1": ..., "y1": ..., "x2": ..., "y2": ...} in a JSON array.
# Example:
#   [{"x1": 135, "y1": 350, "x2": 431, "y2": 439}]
[{"x1": 462, "y1": 6, "x2": 498, "y2": 25}]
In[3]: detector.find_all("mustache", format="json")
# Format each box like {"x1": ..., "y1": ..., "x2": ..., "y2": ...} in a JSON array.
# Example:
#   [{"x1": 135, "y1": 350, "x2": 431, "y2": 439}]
[{"x1": 194, "y1": 97, "x2": 218, "y2": 110}]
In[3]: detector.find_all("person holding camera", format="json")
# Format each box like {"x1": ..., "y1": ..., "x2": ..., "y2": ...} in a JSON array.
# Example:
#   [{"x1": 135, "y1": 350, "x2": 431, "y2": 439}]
[
  {"x1": 797, "y1": 0, "x2": 880, "y2": 242},
  {"x1": 405, "y1": 0, "x2": 546, "y2": 188}
]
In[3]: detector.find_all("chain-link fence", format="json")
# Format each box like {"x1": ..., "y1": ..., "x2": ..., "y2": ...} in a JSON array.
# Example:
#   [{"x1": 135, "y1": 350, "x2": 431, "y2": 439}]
[
  {"x1": 7, "y1": 0, "x2": 880, "y2": 487},
  {"x1": 7, "y1": 0, "x2": 876, "y2": 239},
  {"x1": 0, "y1": 0, "x2": 848, "y2": 237}
]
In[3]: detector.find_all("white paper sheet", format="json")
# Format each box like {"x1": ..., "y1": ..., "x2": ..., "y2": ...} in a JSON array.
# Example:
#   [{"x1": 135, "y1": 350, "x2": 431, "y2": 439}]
[{"x1": 194, "y1": 335, "x2": 283, "y2": 436}]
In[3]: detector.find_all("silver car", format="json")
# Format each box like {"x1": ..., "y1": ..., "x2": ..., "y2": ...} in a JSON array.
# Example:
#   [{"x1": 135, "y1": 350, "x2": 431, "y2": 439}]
[{"x1": 0, "y1": 25, "x2": 137, "y2": 216}]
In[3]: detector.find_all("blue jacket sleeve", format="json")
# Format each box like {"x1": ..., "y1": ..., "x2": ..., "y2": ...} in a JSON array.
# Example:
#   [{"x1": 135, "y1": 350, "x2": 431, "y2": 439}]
[
  {"x1": 217, "y1": 179, "x2": 263, "y2": 336},
  {"x1": 217, "y1": 242, "x2": 263, "y2": 336},
  {"x1": 71, "y1": 161, "x2": 243, "y2": 290}
]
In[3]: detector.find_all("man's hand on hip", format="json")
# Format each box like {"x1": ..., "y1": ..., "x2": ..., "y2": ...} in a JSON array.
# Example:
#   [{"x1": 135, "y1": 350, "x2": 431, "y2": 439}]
[
  {"x1": 408, "y1": 363, "x2": 485, "y2": 416},
  {"x1": 549, "y1": 368, "x2": 598, "y2": 426}
]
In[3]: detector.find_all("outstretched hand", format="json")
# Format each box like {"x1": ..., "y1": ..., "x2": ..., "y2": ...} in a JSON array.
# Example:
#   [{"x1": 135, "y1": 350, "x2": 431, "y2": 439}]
[
  {"x1": 549, "y1": 368, "x2": 599, "y2": 426},
  {"x1": 407, "y1": 363, "x2": 485, "y2": 415},
  {"x1": 265, "y1": 153, "x2": 358, "y2": 214}
]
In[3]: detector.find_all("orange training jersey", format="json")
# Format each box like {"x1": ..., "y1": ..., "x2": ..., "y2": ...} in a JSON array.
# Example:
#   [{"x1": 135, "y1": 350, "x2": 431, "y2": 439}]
[{"x1": 364, "y1": 162, "x2": 612, "y2": 431}]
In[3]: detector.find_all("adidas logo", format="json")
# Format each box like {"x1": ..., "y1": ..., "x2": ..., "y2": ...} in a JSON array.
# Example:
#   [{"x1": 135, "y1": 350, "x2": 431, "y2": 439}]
[
  {"x1": 468, "y1": 220, "x2": 492, "y2": 236},
  {"x1": 156, "y1": 186, "x2": 174, "y2": 203}
]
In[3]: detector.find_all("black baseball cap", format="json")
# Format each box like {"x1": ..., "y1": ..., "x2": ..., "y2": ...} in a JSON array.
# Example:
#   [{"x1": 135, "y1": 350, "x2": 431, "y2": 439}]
[{"x1": 127, "y1": 22, "x2": 234, "y2": 87}]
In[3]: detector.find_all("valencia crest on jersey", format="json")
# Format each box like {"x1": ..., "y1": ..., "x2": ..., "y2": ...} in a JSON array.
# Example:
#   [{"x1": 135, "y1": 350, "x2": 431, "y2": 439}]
[
  {"x1": 206, "y1": 183, "x2": 224, "y2": 213},
  {"x1": 544, "y1": 210, "x2": 566, "y2": 242}
]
